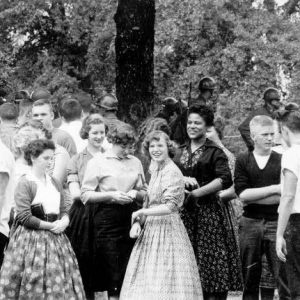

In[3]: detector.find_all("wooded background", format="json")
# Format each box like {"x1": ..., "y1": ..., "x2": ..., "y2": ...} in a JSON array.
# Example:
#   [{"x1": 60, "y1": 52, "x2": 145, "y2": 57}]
[{"x1": 0, "y1": 0, "x2": 300, "y2": 151}]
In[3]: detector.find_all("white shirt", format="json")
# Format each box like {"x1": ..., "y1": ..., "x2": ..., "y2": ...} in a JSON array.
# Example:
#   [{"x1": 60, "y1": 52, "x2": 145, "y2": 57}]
[
  {"x1": 281, "y1": 145, "x2": 300, "y2": 213},
  {"x1": 253, "y1": 152, "x2": 270, "y2": 170},
  {"x1": 0, "y1": 141, "x2": 15, "y2": 237},
  {"x1": 60, "y1": 120, "x2": 87, "y2": 153}
]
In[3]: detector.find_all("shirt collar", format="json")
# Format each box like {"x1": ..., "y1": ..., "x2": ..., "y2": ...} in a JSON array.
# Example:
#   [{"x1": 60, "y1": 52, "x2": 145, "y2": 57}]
[{"x1": 104, "y1": 149, "x2": 131, "y2": 160}]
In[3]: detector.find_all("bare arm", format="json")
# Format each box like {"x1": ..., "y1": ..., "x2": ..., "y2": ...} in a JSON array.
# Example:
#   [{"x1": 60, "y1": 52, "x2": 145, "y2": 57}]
[
  {"x1": 277, "y1": 170, "x2": 297, "y2": 237},
  {"x1": 239, "y1": 184, "x2": 280, "y2": 204},
  {"x1": 192, "y1": 178, "x2": 223, "y2": 198},
  {"x1": 0, "y1": 172, "x2": 9, "y2": 215},
  {"x1": 219, "y1": 185, "x2": 236, "y2": 202},
  {"x1": 68, "y1": 182, "x2": 81, "y2": 201},
  {"x1": 52, "y1": 150, "x2": 69, "y2": 184}
]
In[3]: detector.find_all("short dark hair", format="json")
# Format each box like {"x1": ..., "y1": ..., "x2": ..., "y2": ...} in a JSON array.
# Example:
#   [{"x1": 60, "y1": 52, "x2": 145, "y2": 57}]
[
  {"x1": 80, "y1": 114, "x2": 108, "y2": 139},
  {"x1": 20, "y1": 119, "x2": 52, "y2": 140},
  {"x1": 24, "y1": 139, "x2": 55, "y2": 166},
  {"x1": 32, "y1": 99, "x2": 53, "y2": 113},
  {"x1": 142, "y1": 130, "x2": 176, "y2": 159},
  {"x1": 107, "y1": 122, "x2": 136, "y2": 145},
  {"x1": 74, "y1": 92, "x2": 92, "y2": 114},
  {"x1": 187, "y1": 104, "x2": 214, "y2": 127},
  {"x1": 59, "y1": 98, "x2": 82, "y2": 122},
  {"x1": 0, "y1": 103, "x2": 18, "y2": 121}
]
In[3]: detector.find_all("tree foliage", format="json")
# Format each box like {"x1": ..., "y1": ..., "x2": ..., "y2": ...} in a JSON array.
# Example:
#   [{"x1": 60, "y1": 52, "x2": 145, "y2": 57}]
[{"x1": 0, "y1": 0, "x2": 300, "y2": 148}]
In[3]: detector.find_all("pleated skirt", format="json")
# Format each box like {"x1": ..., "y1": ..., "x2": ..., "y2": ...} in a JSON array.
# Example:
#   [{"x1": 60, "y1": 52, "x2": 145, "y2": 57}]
[{"x1": 120, "y1": 213, "x2": 202, "y2": 300}]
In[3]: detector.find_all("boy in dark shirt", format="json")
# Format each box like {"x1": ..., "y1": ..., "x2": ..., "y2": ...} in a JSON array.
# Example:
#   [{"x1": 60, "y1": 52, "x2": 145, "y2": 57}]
[{"x1": 235, "y1": 115, "x2": 289, "y2": 300}]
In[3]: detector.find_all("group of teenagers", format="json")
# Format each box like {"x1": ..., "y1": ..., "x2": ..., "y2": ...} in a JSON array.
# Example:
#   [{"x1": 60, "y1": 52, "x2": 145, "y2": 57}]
[{"x1": 0, "y1": 85, "x2": 299, "y2": 300}]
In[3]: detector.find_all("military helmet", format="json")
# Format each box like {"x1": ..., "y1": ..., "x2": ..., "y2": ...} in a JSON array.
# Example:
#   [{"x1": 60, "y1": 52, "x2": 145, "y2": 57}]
[
  {"x1": 98, "y1": 94, "x2": 118, "y2": 111},
  {"x1": 263, "y1": 88, "x2": 281, "y2": 103},
  {"x1": 198, "y1": 77, "x2": 216, "y2": 92},
  {"x1": 31, "y1": 89, "x2": 51, "y2": 102}
]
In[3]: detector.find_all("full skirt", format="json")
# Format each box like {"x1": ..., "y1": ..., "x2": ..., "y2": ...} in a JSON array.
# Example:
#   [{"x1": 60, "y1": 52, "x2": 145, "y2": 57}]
[
  {"x1": 120, "y1": 213, "x2": 202, "y2": 300},
  {"x1": 0, "y1": 225, "x2": 85, "y2": 300}
]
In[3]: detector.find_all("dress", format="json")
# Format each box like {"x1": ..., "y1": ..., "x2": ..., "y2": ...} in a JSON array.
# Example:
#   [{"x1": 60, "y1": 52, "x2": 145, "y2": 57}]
[
  {"x1": 120, "y1": 159, "x2": 202, "y2": 300},
  {"x1": 174, "y1": 139, "x2": 243, "y2": 293},
  {"x1": 0, "y1": 173, "x2": 85, "y2": 300},
  {"x1": 81, "y1": 150, "x2": 145, "y2": 295},
  {"x1": 66, "y1": 147, "x2": 103, "y2": 296}
]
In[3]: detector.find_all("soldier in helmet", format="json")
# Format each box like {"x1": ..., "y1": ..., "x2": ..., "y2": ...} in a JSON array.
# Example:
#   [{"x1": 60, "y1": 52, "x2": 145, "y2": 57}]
[
  {"x1": 155, "y1": 97, "x2": 187, "y2": 124},
  {"x1": 30, "y1": 89, "x2": 51, "y2": 102},
  {"x1": 238, "y1": 88, "x2": 283, "y2": 151},
  {"x1": 171, "y1": 76, "x2": 217, "y2": 146},
  {"x1": 95, "y1": 93, "x2": 121, "y2": 131},
  {"x1": 195, "y1": 77, "x2": 217, "y2": 109}
]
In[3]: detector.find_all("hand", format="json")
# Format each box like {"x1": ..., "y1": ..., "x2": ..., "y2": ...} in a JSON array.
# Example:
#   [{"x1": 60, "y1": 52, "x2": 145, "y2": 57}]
[
  {"x1": 184, "y1": 177, "x2": 199, "y2": 190},
  {"x1": 276, "y1": 235, "x2": 287, "y2": 262},
  {"x1": 110, "y1": 191, "x2": 133, "y2": 205},
  {"x1": 127, "y1": 190, "x2": 138, "y2": 200},
  {"x1": 129, "y1": 222, "x2": 142, "y2": 239},
  {"x1": 50, "y1": 218, "x2": 69, "y2": 234},
  {"x1": 132, "y1": 209, "x2": 145, "y2": 225}
]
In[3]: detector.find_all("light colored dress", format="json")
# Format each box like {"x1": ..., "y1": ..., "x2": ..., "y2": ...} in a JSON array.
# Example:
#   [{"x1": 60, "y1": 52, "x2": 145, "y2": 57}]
[{"x1": 120, "y1": 158, "x2": 202, "y2": 300}]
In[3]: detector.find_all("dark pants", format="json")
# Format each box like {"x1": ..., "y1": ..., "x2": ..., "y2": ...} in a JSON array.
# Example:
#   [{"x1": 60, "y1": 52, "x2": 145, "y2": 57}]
[
  {"x1": 239, "y1": 217, "x2": 290, "y2": 300},
  {"x1": 0, "y1": 232, "x2": 8, "y2": 269},
  {"x1": 285, "y1": 214, "x2": 300, "y2": 300}
]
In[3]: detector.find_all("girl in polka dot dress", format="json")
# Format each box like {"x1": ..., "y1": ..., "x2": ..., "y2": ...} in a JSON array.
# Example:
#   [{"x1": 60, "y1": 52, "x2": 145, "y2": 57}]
[{"x1": 0, "y1": 139, "x2": 85, "y2": 299}]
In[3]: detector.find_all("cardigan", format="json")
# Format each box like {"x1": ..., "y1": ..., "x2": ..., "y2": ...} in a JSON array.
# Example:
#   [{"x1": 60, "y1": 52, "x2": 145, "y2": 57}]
[{"x1": 14, "y1": 175, "x2": 68, "y2": 229}]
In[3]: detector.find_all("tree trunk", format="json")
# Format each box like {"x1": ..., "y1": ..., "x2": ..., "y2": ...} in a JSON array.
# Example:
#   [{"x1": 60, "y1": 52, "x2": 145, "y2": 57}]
[{"x1": 114, "y1": 0, "x2": 155, "y2": 124}]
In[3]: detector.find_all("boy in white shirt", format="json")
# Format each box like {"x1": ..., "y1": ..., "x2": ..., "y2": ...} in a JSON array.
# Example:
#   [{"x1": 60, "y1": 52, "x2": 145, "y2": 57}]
[{"x1": 277, "y1": 108, "x2": 300, "y2": 300}]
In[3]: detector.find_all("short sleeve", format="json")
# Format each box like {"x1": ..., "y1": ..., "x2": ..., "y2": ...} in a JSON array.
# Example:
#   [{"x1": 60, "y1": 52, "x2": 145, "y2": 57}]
[
  {"x1": 161, "y1": 165, "x2": 185, "y2": 212},
  {"x1": 282, "y1": 147, "x2": 300, "y2": 178},
  {"x1": 67, "y1": 154, "x2": 80, "y2": 183}
]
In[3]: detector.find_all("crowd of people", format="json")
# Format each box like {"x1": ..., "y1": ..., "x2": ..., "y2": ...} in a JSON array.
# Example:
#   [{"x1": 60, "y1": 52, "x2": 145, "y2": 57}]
[{"x1": 0, "y1": 79, "x2": 299, "y2": 300}]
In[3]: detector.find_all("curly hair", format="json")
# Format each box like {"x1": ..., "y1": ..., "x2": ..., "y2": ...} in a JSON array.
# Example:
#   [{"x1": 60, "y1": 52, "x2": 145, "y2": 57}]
[
  {"x1": 20, "y1": 119, "x2": 52, "y2": 140},
  {"x1": 142, "y1": 130, "x2": 177, "y2": 159},
  {"x1": 24, "y1": 139, "x2": 55, "y2": 166},
  {"x1": 80, "y1": 113, "x2": 108, "y2": 139},
  {"x1": 187, "y1": 104, "x2": 214, "y2": 127},
  {"x1": 106, "y1": 122, "x2": 136, "y2": 146}
]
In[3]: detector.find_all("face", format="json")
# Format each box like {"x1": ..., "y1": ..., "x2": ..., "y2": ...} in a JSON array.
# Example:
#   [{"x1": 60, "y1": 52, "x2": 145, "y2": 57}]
[
  {"x1": 206, "y1": 126, "x2": 219, "y2": 143},
  {"x1": 31, "y1": 149, "x2": 54, "y2": 172},
  {"x1": 88, "y1": 123, "x2": 106, "y2": 149},
  {"x1": 251, "y1": 125, "x2": 274, "y2": 151},
  {"x1": 32, "y1": 105, "x2": 54, "y2": 130},
  {"x1": 114, "y1": 143, "x2": 135, "y2": 159},
  {"x1": 149, "y1": 137, "x2": 169, "y2": 163},
  {"x1": 187, "y1": 113, "x2": 207, "y2": 140}
]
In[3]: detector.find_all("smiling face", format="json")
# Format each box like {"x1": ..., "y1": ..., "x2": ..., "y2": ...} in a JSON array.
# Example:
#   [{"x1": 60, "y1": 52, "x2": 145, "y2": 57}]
[
  {"x1": 149, "y1": 137, "x2": 169, "y2": 163},
  {"x1": 31, "y1": 149, "x2": 55, "y2": 172},
  {"x1": 187, "y1": 113, "x2": 207, "y2": 140},
  {"x1": 88, "y1": 123, "x2": 106, "y2": 149}
]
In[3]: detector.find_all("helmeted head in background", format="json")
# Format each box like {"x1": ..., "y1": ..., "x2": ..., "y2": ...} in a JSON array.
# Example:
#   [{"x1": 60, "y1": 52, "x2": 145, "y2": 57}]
[{"x1": 263, "y1": 87, "x2": 282, "y2": 114}]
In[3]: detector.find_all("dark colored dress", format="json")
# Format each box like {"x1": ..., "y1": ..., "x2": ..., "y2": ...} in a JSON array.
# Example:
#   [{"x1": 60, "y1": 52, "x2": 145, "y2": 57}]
[
  {"x1": 174, "y1": 139, "x2": 243, "y2": 293},
  {"x1": 66, "y1": 147, "x2": 102, "y2": 296}
]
